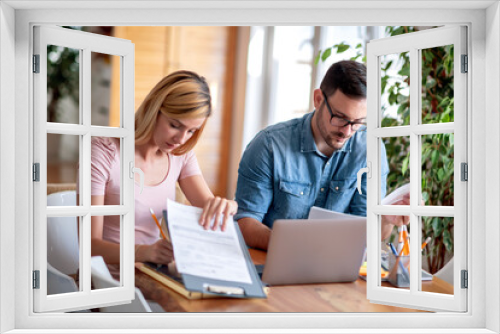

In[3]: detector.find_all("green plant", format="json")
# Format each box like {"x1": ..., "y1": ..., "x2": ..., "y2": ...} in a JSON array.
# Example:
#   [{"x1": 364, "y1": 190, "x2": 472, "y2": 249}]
[
  {"x1": 318, "y1": 26, "x2": 454, "y2": 274},
  {"x1": 46, "y1": 26, "x2": 82, "y2": 122}
]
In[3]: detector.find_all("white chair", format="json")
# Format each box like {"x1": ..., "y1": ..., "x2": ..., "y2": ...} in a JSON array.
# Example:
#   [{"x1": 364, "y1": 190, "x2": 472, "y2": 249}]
[
  {"x1": 47, "y1": 191, "x2": 79, "y2": 276},
  {"x1": 90, "y1": 256, "x2": 155, "y2": 313},
  {"x1": 434, "y1": 257, "x2": 454, "y2": 285},
  {"x1": 47, "y1": 262, "x2": 78, "y2": 295},
  {"x1": 47, "y1": 262, "x2": 91, "y2": 313}
]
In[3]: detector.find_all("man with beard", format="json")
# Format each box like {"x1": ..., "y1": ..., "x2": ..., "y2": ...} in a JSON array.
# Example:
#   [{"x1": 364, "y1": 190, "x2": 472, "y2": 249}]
[{"x1": 234, "y1": 60, "x2": 408, "y2": 250}]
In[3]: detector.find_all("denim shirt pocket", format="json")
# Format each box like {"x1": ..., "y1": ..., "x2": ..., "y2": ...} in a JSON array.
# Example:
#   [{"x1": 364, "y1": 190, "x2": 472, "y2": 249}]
[
  {"x1": 274, "y1": 180, "x2": 311, "y2": 219},
  {"x1": 325, "y1": 178, "x2": 357, "y2": 211}
]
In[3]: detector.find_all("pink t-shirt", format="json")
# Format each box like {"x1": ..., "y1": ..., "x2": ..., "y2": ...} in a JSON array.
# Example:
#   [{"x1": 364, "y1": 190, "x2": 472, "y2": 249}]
[{"x1": 90, "y1": 137, "x2": 201, "y2": 275}]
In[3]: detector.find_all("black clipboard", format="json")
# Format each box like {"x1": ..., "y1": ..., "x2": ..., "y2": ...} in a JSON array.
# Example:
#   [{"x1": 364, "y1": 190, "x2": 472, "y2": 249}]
[{"x1": 162, "y1": 210, "x2": 267, "y2": 299}]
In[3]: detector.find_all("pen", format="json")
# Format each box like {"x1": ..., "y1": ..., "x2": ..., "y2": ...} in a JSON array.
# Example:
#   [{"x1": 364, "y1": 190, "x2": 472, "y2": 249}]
[
  {"x1": 388, "y1": 242, "x2": 408, "y2": 275},
  {"x1": 402, "y1": 225, "x2": 410, "y2": 255},
  {"x1": 150, "y1": 208, "x2": 170, "y2": 242},
  {"x1": 421, "y1": 236, "x2": 432, "y2": 250},
  {"x1": 388, "y1": 243, "x2": 398, "y2": 256},
  {"x1": 397, "y1": 226, "x2": 404, "y2": 254},
  {"x1": 398, "y1": 236, "x2": 409, "y2": 256}
]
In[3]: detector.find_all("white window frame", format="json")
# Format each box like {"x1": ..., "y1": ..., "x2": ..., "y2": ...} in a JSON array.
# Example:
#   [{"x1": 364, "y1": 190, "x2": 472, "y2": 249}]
[
  {"x1": 33, "y1": 25, "x2": 136, "y2": 312},
  {"x1": 366, "y1": 26, "x2": 468, "y2": 312},
  {"x1": 0, "y1": 1, "x2": 498, "y2": 333}
]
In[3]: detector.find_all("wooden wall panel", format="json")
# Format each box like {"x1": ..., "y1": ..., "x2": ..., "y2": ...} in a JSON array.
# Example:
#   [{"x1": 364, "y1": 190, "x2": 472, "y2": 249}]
[{"x1": 111, "y1": 26, "x2": 236, "y2": 197}]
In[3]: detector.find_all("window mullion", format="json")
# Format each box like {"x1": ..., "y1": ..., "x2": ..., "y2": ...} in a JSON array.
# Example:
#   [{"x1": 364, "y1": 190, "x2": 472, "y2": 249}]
[
  {"x1": 409, "y1": 46, "x2": 421, "y2": 294},
  {"x1": 373, "y1": 205, "x2": 454, "y2": 217},
  {"x1": 81, "y1": 47, "x2": 92, "y2": 294},
  {"x1": 121, "y1": 49, "x2": 135, "y2": 294}
]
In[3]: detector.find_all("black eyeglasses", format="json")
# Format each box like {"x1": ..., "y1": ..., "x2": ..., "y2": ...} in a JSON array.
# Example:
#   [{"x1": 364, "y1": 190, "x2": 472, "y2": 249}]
[{"x1": 322, "y1": 91, "x2": 367, "y2": 132}]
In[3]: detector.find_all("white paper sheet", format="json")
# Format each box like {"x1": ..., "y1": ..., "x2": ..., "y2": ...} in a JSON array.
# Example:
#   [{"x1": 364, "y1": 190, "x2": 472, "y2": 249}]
[
  {"x1": 381, "y1": 183, "x2": 410, "y2": 205},
  {"x1": 166, "y1": 199, "x2": 252, "y2": 284}
]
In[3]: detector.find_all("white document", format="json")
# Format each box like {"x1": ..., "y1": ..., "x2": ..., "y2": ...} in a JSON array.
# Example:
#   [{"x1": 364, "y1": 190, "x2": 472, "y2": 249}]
[
  {"x1": 381, "y1": 183, "x2": 410, "y2": 205},
  {"x1": 307, "y1": 206, "x2": 361, "y2": 220},
  {"x1": 166, "y1": 199, "x2": 252, "y2": 284}
]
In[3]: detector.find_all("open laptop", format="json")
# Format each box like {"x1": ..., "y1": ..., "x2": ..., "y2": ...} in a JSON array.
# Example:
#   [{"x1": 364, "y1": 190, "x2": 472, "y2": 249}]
[{"x1": 261, "y1": 216, "x2": 366, "y2": 286}]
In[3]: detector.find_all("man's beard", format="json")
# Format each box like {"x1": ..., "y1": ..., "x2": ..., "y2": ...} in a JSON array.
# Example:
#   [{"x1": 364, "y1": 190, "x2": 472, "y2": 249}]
[
  {"x1": 324, "y1": 132, "x2": 348, "y2": 151},
  {"x1": 317, "y1": 115, "x2": 350, "y2": 152}
]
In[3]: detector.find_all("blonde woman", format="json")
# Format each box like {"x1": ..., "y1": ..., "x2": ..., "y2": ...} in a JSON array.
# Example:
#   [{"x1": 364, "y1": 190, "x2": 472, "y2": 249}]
[{"x1": 89, "y1": 70, "x2": 237, "y2": 276}]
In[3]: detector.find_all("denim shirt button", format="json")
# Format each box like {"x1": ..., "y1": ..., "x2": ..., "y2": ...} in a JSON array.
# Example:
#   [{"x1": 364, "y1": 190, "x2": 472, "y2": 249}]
[
  {"x1": 335, "y1": 186, "x2": 339, "y2": 191},
  {"x1": 320, "y1": 188, "x2": 325, "y2": 192},
  {"x1": 300, "y1": 191, "x2": 304, "y2": 195}
]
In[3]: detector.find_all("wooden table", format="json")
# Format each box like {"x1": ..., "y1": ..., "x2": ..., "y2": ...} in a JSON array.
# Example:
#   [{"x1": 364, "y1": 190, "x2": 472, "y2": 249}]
[{"x1": 135, "y1": 249, "x2": 453, "y2": 313}]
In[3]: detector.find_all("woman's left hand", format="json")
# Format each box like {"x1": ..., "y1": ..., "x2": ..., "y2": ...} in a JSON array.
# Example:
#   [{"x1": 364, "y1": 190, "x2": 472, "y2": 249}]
[{"x1": 199, "y1": 197, "x2": 238, "y2": 232}]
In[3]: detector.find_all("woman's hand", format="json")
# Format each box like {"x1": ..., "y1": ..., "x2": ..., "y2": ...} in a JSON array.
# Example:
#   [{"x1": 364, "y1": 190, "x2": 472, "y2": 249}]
[
  {"x1": 136, "y1": 239, "x2": 174, "y2": 265},
  {"x1": 199, "y1": 197, "x2": 238, "y2": 232}
]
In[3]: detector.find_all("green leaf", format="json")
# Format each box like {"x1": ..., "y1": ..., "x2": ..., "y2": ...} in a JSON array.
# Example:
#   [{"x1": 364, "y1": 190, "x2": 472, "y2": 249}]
[
  {"x1": 441, "y1": 113, "x2": 450, "y2": 123},
  {"x1": 321, "y1": 48, "x2": 332, "y2": 62},
  {"x1": 432, "y1": 217, "x2": 443, "y2": 236},
  {"x1": 437, "y1": 168, "x2": 445, "y2": 181},
  {"x1": 314, "y1": 51, "x2": 321, "y2": 65},
  {"x1": 335, "y1": 42, "x2": 350, "y2": 53},
  {"x1": 398, "y1": 65, "x2": 410, "y2": 77},
  {"x1": 396, "y1": 94, "x2": 408, "y2": 104},
  {"x1": 437, "y1": 96, "x2": 450, "y2": 109},
  {"x1": 350, "y1": 54, "x2": 362, "y2": 61},
  {"x1": 383, "y1": 60, "x2": 393, "y2": 71},
  {"x1": 402, "y1": 156, "x2": 409, "y2": 176},
  {"x1": 431, "y1": 150, "x2": 439, "y2": 166},
  {"x1": 422, "y1": 191, "x2": 429, "y2": 203},
  {"x1": 356, "y1": 43, "x2": 362, "y2": 49},
  {"x1": 443, "y1": 229, "x2": 453, "y2": 251}
]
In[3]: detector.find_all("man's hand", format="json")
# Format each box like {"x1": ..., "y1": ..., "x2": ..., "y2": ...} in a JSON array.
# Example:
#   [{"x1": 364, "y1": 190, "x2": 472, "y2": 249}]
[
  {"x1": 238, "y1": 217, "x2": 272, "y2": 250},
  {"x1": 381, "y1": 192, "x2": 410, "y2": 240}
]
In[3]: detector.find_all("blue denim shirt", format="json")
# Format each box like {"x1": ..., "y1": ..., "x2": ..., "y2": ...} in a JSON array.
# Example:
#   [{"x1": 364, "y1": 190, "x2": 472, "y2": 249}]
[{"x1": 235, "y1": 112, "x2": 389, "y2": 228}]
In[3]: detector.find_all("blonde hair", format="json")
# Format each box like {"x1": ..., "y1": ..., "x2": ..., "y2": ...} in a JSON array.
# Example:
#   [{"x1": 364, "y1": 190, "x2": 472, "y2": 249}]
[{"x1": 135, "y1": 70, "x2": 212, "y2": 155}]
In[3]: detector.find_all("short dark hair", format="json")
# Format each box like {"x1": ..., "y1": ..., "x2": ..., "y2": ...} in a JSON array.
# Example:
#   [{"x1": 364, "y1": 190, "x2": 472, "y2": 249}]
[{"x1": 320, "y1": 60, "x2": 366, "y2": 99}]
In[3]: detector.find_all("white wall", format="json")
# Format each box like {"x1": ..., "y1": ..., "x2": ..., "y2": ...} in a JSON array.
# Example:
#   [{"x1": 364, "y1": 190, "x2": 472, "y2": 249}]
[{"x1": 0, "y1": 2, "x2": 16, "y2": 333}]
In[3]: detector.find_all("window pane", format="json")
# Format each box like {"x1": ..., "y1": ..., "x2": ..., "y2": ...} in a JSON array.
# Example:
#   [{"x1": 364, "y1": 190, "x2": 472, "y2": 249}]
[
  {"x1": 380, "y1": 52, "x2": 410, "y2": 127},
  {"x1": 91, "y1": 137, "x2": 122, "y2": 205},
  {"x1": 421, "y1": 45, "x2": 454, "y2": 124},
  {"x1": 47, "y1": 133, "x2": 80, "y2": 204},
  {"x1": 47, "y1": 215, "x2": 81, "y2": 295},
  {"x1": 382, "y1": 136, "x2": 410, "y2": 202},
  {"x1": 420, "y1": 216, "x2": 454, "y2": 295},
  {"x1": 421, "y1": 134, "x2": 454, "y2": 206},
  {"x1": 272, "y1": 26, "x2": 314, "y2": 123},
  {"x1": 91, "y1": 215, "x2": 122, "y2": 288},
  {"x1": 47, "y1": 45, "x2": 80, "y2": 124},
  {"x1": 91, "y1": 52, "x2": 121, "y2": 127},
  {"x1": 380, "y1": 215, "x2": 411, "y2": 290}
]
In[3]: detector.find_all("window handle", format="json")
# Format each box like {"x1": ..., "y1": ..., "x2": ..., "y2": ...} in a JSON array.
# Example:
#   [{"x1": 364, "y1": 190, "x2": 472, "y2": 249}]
[
  {"x1": 129, "y1": 161, "x2": 145, "y2": 194},
  {"x1": 357, "y1": 162, "x2": 372, "y2": 195}
]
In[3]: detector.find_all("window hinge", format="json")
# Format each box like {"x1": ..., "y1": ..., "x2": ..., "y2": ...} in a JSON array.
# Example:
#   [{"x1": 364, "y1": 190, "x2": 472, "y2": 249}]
[
  {"x1": 33, "y1": 163, "x2": 40, "y2": 182},
  {"x1": 461, "y1": 162, "x2": 468, "y2": 181},
  {"x1": 461, "y1": 270, "x2": 468, "y2": 289},
  {"x1": 33, "y1": 54, "x2": 40, "y2": 73},
  {"x1": 33, "y1": 270, "x2": 40, "y2": 289},
  {"x1": 461, "y1": 54, "x2": 468, "y2": 73}
]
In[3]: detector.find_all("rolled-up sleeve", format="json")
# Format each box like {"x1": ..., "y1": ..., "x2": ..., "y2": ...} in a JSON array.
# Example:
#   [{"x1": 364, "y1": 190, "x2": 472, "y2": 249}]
[{"x1": 234, "y1": 130, "x2": 274, "y2": 223}]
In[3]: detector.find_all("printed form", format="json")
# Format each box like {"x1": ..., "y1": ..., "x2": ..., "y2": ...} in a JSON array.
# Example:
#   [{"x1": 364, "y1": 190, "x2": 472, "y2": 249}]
[{"x1": 166, "y1": 199, "x2": 252, "y2": 284}]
